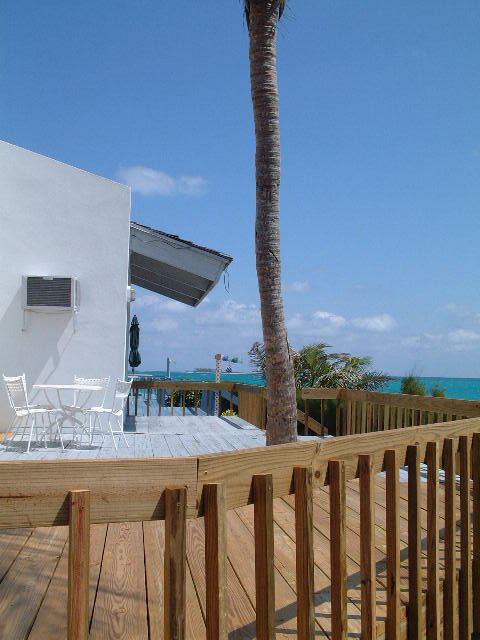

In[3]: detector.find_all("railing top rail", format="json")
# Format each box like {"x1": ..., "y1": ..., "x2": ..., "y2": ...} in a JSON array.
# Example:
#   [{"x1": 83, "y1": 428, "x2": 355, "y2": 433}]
[
  {"x1": 1, "y1": 415, "x2": 479, "y2": 530},
  {"x1": 301, "y1": 386, "x2": 480, "y2": 415},
  {"x1": 129, "y1": 379, "x2": 267, "y2": 395}
]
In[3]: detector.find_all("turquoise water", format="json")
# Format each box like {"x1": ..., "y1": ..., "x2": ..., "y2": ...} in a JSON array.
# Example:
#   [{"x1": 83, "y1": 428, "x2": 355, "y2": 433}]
[
  {"x1": 382, "y1": 377, "x2": 480, "y2": 400},
  {"x1": 140, "y1": 371, "x2": 480, "y2": 400}
]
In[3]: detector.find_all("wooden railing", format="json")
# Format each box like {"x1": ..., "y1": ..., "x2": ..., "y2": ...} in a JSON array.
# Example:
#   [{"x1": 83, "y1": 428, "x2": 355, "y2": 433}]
[
  {"x1": 303, "y1": 387, "x2": 480, "y2": 436},
  {"x1": 1, "y1": 416, "x2": 480, "y2": 639},
  {"x1": 128, "y1": 379, "x2": 268, "y2": 429}
]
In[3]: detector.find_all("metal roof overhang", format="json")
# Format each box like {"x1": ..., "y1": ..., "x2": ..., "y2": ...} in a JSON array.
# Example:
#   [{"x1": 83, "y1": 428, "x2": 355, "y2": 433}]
[{"x1": 129, "y1": 221, "x2": 232, "y2": 307}]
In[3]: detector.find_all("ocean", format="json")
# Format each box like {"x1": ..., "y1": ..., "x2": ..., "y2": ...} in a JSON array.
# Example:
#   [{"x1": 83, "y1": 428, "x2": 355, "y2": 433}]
[{"x1": 141, "y1": 371, "x2": 480, "y2": 401}]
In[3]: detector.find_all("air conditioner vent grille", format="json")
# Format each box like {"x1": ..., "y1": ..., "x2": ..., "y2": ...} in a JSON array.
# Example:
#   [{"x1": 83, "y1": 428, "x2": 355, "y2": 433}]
[{"x1": 26, "y1": 277, "x2": 72, "y2": 307}]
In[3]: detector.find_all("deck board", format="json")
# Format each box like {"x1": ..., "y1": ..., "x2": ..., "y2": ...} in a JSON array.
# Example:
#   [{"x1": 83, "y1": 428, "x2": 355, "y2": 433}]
[{"x1": 0, "y1": 477, "x2": 461, "y2": 639}]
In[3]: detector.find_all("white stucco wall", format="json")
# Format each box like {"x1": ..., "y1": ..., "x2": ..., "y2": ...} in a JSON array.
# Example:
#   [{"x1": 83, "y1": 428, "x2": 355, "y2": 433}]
[{"x1": 0, "y1": 140, "x2": 130, "y2": 430}]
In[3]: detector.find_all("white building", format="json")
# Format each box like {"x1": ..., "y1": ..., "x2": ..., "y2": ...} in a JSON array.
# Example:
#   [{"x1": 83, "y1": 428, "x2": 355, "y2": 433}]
[{"x1": 0, "y1": 140, "x2": 231, "y2": 429}]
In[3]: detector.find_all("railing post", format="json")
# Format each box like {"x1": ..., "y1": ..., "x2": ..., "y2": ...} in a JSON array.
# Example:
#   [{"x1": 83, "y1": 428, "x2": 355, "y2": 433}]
[
  {"x1": 459, "y1": 436, "x2": 472, "y2": 640},
  {"x1": 473, "y1": 433, "x2": 480, "y2": 634},
  {"x1": 253, "y1": 474, "x2": 275, "y2": 640},
  {"x1": 164, "y1": 486, "x2": 187, "y2": 640},
  {"x1": 304, "y1": 399, "x2": 309, "y2": 436},
  {"x1": 426, "y1": 441, "x2": 440, "y2": 640},
  {"x1": 407, "y1": 444, "x2": 422, "y2": 640},
  {"x1": 443, "y1": 437, "x2": 458, "y2": 640},
  {"x1": 135, "y1": 385, "x2": 139, "y2": 416},
  {"x1": 147, "y1": 387, "x2": 151, "y2": 416},
  {"x1": 204, "y1": 483, "x2": 227, "y2": 640},
  {"x1": 329, "y1": 459, "x2": 347, "y2": 640},
  {"x1": 385, "y1": 449, "x2": 400, "y2": 640},
  {"x1": 171, "y1": 391, "x2": 174, "y2": 416},
  {"x1": 294, "y1": 466, "x2": 315, "y2": 640},
  {"x1": 68, "y1": 490, "x2": 90, "y2": 640},
  {"x1": 359, "y1": 454, "x2": 376, "y2": 640}
]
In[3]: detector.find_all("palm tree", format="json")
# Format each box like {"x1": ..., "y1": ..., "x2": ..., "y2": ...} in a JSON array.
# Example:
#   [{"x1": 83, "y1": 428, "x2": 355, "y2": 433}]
[{"x1": 244, "y1": 0, "x2": 297, "y2": 445}]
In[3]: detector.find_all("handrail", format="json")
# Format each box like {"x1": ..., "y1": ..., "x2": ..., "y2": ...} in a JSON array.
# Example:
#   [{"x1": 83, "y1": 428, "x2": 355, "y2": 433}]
[
  {"x1": 302, "y1": 387, "x2": 480, "y2": 436},
  {"x1": 1, "y1": 418, "x2": 479, "y2": 640},
  {"x1": 1, "y1": 415, "x2": 479, "y2": 528}
]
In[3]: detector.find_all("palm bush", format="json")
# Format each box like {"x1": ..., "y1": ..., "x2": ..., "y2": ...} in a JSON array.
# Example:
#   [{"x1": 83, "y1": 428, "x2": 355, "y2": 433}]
[{"x1": 249, "y1": 341, "x2": 389, "y2": 390}]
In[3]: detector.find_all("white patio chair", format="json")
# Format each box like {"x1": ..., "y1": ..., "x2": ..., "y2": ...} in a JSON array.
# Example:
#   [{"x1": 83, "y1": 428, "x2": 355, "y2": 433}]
[
  {"x1": 71, "y1": 375, "x2": 110, "y2": 443},
  {"x1": 2, "y1": 374, "x2": 63, "y2": 453},
  {"x1": 87, "y1": 379, "x2": 132, "y2": 450}
]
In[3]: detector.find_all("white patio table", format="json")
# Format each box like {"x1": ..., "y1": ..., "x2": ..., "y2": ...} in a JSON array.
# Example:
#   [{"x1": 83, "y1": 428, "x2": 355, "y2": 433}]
[{"x1": 33, "y1": 384, "x2": 103, "y2": 442}]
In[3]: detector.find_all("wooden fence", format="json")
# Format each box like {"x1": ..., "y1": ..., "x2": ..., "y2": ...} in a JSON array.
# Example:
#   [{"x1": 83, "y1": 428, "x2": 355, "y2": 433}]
[
  {"x1": 128, "y1": 380, "x2": 268, "y2": 428},
  {"x1": 1, "y1": 416, "x2": 480, "y2": 639},
  {"x1": 303, "y1": 387, "x2": 480, "y2": 436}
]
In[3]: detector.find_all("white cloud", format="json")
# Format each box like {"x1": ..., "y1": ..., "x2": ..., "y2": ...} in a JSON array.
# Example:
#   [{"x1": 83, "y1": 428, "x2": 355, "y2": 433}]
[
  {"x1": 351, "y1": 313, "x2": 397, "y2": 332},
  {"x1": 118, "y1": 166, "x2": 207, "y2": 197},
  {"x1": 447, "y1": 329, "x2": 480, "y2": 344},
  {"x1": 135, "y1": 295, "x2": 190, "y2": 315},
  {"x1": 313, "y1": 310, "x2": 347, "y2": 327},
  {"x1": 285, "y1": 280, "x2": 310, "y2": 293},
  {"x1": 195, "y1": 300, "x2": 261, "y2": 328}
]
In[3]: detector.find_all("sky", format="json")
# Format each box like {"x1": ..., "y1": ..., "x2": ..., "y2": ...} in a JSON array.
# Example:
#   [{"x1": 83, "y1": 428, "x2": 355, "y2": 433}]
[{"x1": 1, "y1": 1, "x2": 480, "y2": 377}]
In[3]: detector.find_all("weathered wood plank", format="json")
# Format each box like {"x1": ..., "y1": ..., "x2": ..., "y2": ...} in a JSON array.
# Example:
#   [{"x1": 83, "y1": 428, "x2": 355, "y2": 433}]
[
  {"x1": 473, "y1": 433, "x2": 480, "y2": 633},
  {"x1": 294, "y1": 467, "x2": 315, "y2": 640},
  {"x1": 0, "y1": 526, "x2": 68, "y2": 639},
  {"x1": 426, "y1": 442, "x2": 440, "y2": 640},
  {"x1": 407, "y1": 445, "x2": 422, "y2": 640},
  {"x1": 164, "y1": 486, "x2": 187, "y2": 640},
  {"x1": 359, "y1": 454, "x2": 376, "y2": 640},
  {"x1": 203, "y1": 484, "x2": 227, "y2": 640},
  {"x1": 28, "y1": 524, "x2": 107, "y2": 640},
  {"x1": 89, "y1": 521, "x2": 148, "y2": 639},
  {"x1": 68, "y1": 490, "x2": 90, "y2": 640},
  {"x1": 443, "y1": 438, "x2": 457, "y2": 640},
  {"x1": 329, "y1": 460, "x2": 347, "y2": 640},
  {"x1": 385, "y1": 449, "x2": 400, "y2": 640},
  {"x1": 459, "y1": 436, "x2": 472, "y2": 640},
  {"x1": 253, "y1": 474, "x2": 275, "y2": 640}
]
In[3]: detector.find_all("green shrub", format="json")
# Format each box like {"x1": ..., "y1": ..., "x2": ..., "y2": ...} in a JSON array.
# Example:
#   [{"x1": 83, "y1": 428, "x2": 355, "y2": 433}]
[
  {"x1": 400, "y1": 375, "x2": 426, "y2": 396},
  {"x1": 431, "y1": 383, "x2": 446, "y2": 397}
]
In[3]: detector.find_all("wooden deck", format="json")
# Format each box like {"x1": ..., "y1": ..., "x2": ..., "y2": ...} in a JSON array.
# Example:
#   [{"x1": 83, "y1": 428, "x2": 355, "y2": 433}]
[
  {"x1": 0, "y1": 416, "x2": 318, "y2": 460},
  {"x1": 0, "y1": 474, "x2": 460, "y2": 639}
]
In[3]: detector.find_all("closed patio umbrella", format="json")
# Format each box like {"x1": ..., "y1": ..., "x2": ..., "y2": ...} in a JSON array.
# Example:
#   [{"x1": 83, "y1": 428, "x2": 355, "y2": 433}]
[{"x1": 129, "y1": 315, "x2": 141, "y2": 375}]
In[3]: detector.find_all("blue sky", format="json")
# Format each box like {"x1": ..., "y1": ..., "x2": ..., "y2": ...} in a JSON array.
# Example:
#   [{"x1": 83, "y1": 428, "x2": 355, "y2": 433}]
[{"x1": 2, "y1": 1, "x2": 479, "y2": 376}]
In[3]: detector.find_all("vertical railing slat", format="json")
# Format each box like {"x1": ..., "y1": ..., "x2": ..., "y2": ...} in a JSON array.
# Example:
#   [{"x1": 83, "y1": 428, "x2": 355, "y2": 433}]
[
  {"x1": 304, "y1": 399, "x2": 309, "y2": 436},
  {"x1": 164, "y1": 486, "x2": 187, "y2": 640},
  {"x1": 473, "y1": 433, "x2": 480, "y2": 634},
  {"x1": 359, "y1": 454, "x2": 376, "y2": 640},
  {"x1": 426, "y1": 441, "x2": 440, "y2": 640},
  {"x1": 407, "y1": 444, "x2": 422, "y2": 640},
  {"x1": 68, "y1": 490, "x2": 90, "y2": 640},
  {"x1": 385, "y1": 449, "x2": 400, "y2": 640},
  {"x1": 204, "y1": 483, "x2": 227, "y2": 640},
  {"x1": 329, "y1": 459, "x2": 347, "y2": 640},
  {"x1": 253, "y1": 474, "x2": 275, "y2": 640},
  {"x1": 459, "y1": 436, "x2": 472, "y2": 640},
  {"x1": 443, "y1": 438, "x2": 457, "y2": 640},
  {"x1": 294, "y1": 467, "x2": 315, "y2": 640}
]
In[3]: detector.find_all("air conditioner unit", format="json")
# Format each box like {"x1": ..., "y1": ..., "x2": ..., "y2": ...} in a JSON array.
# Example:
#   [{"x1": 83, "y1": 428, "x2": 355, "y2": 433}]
[{"x1": 22, "y1": 276, "x2": 79, "y2": 330}]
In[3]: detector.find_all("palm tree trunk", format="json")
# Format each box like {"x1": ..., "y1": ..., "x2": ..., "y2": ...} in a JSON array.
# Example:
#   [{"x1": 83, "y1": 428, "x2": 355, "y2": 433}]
[{"x1": 248, "y1": 0, "x2": 297, "y2": 444}]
